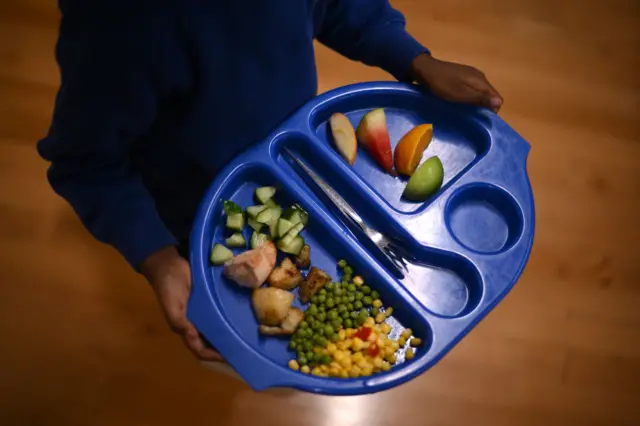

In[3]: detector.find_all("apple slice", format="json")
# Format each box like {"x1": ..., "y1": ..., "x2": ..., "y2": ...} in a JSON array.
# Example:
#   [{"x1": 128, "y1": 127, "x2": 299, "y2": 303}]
[
  {"x1": 329, "y1": 113, "x2": 357, "y2": 165},
  {"x1": 356, "y1": 108, "x2": 395, "y2": 175}
]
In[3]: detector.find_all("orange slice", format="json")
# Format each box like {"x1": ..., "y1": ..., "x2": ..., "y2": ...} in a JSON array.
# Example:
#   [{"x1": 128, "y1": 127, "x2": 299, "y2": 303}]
[{"x1": 393, "y1": 124, "x2": 433, "y2": 176}]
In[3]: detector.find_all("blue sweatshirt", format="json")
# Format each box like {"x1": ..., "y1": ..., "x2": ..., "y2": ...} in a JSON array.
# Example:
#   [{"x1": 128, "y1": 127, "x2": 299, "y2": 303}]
[{"x1": 37, "y1": 0, "x2": 428, "y2": 270}]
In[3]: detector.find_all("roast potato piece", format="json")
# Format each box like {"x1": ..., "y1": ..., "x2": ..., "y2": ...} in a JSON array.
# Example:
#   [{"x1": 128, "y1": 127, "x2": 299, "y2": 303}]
[
  {"x1": 258, "y1": 308, "x2": 304, "y2": 335},
  {"x1": 267, "y1": 258, "x2": 302, "y2": 290},
  {"x1": 295, "y1": 245, "x2": 311, "y2": 269},
  {"x1": 299, "y1": 267, "x2": 331, "y2": 303},
  {"x1": 251, "y1": 287, "x2": 294, "y2": 326}
]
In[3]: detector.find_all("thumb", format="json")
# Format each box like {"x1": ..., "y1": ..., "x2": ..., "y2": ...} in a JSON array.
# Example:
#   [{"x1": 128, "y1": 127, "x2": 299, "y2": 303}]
[{"x1": 463, "y1": 86, "x2": 502, "y2": 112}]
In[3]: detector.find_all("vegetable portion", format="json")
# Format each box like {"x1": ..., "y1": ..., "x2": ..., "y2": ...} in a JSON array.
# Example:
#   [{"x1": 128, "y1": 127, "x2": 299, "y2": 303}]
[{"x1": 210, "y1": 244, "x2": 234, "y2": 265}]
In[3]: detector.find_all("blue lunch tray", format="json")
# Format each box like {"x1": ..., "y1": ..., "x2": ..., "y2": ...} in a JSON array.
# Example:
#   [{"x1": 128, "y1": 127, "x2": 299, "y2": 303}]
[{"x1": 188, "y1": 82, "x2": 535, "y2": 395}]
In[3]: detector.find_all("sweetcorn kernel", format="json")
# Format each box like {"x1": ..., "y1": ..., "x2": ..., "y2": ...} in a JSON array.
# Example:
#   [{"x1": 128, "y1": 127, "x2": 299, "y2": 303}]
[
  {"x1": 311, "y1": 367, "x2": 322, "y2": 376},
  {"x1": 320, "y1": 365, "x2": 329, "y2": 373},
  {"x1": 372, "y1": 299, "x2": 383, "y2": 308},
  {"x1": 339, "y1": 369, "x2": 349, "y2": 379},
  {"x1": 339, "y1": 357, "x2": 352, "y2": 369},
  {"x1": 391, "y1": 341, "x2": 400, "y2": 351},
  {"x1": 326, "y1": 343, "x2": 337, "y2": 354},
  {"x1": 353, "y1": 276, "x2": 364, "y2": 286},
  {"x1": 349, "y1": 365, "x2": 361, "y2": 378},
  {"x1": 367, "y1": 332, "x2": 377, "y2": 342},
  {"x1": 333, "y1": 351, "x2": 345, "y2": 362},
  {"x1": 352, "y1": 352, "x2": 364, "y2": 363},
  {"x1": 410, "y1": 338, "x2": 422, "y2": 347},
  {"x1": 330, "y1": 362, "x2": 341, "y2": 370},
  {"x1": 365, "y1": 317, "x2": 375, "y2": 327},
  {"x1": 405, "y1": 348, "x2": 415, "y2": 360},
  {"x1": 401, "y1": 328, "x2": 413, "y2": 340},
  {"x1": 301, "y1": 365, "x2": 311, "y2": 374},
  {"x1": 356, "y1": 358, "x2": 369, "y2": 369},
  {"x1": 288, "y1": 360, "x2": 300, "y2": 371},
  {"x1": 376, "y1": 337, "x2": 386, "y2": 348},
  {"x1": 384, "y1": 346, "x2": 396, "y2": 357},
  {"x1": 380, "y1": 323, "x2": 391, "y2": 334},
  {"x1": 375, "y1": 313, "x2": 386, "y2": 323},
  {"x1": 381, "y1": 361, "x2": 391, "y2": 372},
  {"x1": 338, "y1": 329, "x2": 346, "y2": 340},
  {"x1": 329, "y1": 367, "x2": 340, "y2": 377},
  {"x1": 352, "y1": 338, "x2": 364, "y2": 351},
  {"x1": 346, "y1": 328, "x2": 355, "y2": 338},
  {"x1": 397, "y1": 337, "x2": 406, "y2": 347},
  {"x1": 361, "y1": 365, "x2": 374, "y2": 377},
  {"x1": 373, "y1": 357, "x2": 383, "y2": 369},
  {"x1": 384, "y1": 307, "x2": 394, "y2": 317},
  {"x1": 386, "y1": 354, "x2": 397, "y2": 364}
]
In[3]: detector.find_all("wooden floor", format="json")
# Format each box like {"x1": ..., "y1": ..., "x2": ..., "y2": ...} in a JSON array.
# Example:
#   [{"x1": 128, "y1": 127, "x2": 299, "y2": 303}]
[{"x1": 1, "y1": 1, "x2": 638, "y2": 425}]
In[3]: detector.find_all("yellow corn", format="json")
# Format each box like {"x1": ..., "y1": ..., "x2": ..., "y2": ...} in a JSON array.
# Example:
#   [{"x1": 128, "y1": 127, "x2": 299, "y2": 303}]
[
  {"x1": 320, "y1": 365, "x2": 329, "y2": 373},
  {"x1": 401, "y1": 328, "x2": 412, "y2": 340},
  {"x1": 356, "y1": 358, "x2": 369, "y2": 369},
  {"x1": 288, "y1": 360, "x2": 300, "y2": 371},
  {"x1": 380, "y1": 323, "x2": 391, "y2": 334},
  {"x1": 372, "y1": 299, "x2": 383, "y2": 308},
  {"x1": 381, "y1": 361, "x2": 391, "y2": 372},
  {"x1": 397, "y1": 336, "x2": 406, "y2": 347},
  {"x1": 349, "y1": 365, "x2": 361, "y2": 378},
  {"x1": 384, "y1": 346, "x2": 396, "y2": 357},
  {"x1": 352, "y1": 351, "x2": 364, "y2": 363},
  {"x1": 361, "y1": 365, "x2": 374, "y2": 377},
  {"x1": 410, "y1": 338, "x2": 422, "y2": 347},
  {"x1": 375, "y1": 313, "x2": 386, "y2": 323},
  {"x1": 346, "y1": 328, "x2": 355, "y2": 338},
  {"x1": 301, "y1": 365, "x2": 311, "y2": 374},
  {"x1": 352, "y1": 337, "x2": 364, "y2": 351},
  {"x1": 386, "y1": 354, "x2": 397, "y2": 364},
  {"x1": 367, "y1": 332, "x2": 377, "y2": 342},
  {"x1": 330, "y1": 361, "x2": 341, "y2": 370},
  {"x1": 365, "y1": 317, "x2": 375, "y2": 327},
  {"x1": 333, "y1": 351, "x2": 345, "y2": 362},
  {"x1": 326, "y1": 343, "x2": 337, "y2": 354},
  {"x1": 373, "y1": 357, "x2": 383, "y2": 369},
  {"x1": 405, "y1": 348, "x2": 415, "y2": 360},
  {"x1": 384, "y1": 307, "x2": 394, "y2": 317},
  {"x1": 353, "y1": 276, "x2": 364, "y2": 286},
  {"x1": 338, "y1": 329, "x2": 346, "y2": 340},
  {"x1": 391, "y1": 341, "x2": 400, "y2": 351},
  {"x1": 339, "y1": 357, "x2": 352, "y2": 369},
  {"x1": 329, "y1": 367, "x2": 340, "y2": 377},
  {"x1": 376, "y1": 337, "x2": 386, "y2": 348}
]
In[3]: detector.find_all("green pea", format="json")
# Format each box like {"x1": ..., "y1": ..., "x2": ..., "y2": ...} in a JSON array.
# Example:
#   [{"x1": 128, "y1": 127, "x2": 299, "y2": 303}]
[
  {"x1": 371, "y1": 290, "x2": 380, "y2": 300},
  {"x1": 345, "y1": 319, "x2": 353, "y2": 328},
  {"x1": 347, "y1": 284, "x2": 356, "y2": 293},
  {"x1": 298, "y1": 356, "x2": 308, "y2": 366},
  {"x1": 363, "y1": 296, "x2": 372, "y2": 306},
  {"x1": 328, "y1": 311, "x2": 338, "y2": 320},
  {"x1": 347, "y1": 295, "x2": 355, "y2": 303},
  {"x1": 359, "y1": 308, "x2": 368, "y2": 318},
  {"x1": 324, "y1": 324, "x2": 334, "y2": 335},
  {"x1": 321, "y1": 354, "x2": 332, "y2": 365},
  {"x1": 318, "y1": 295, "x2": 326, "y2": 304},
  {"x1": 289, "y1": 341, "x2": 297, "y2": 350},
  {"x1": 317, "y1": 312, "x2": 326, "y2": 322},
  {"x1": 343, "y1": 266, "x2": 353, "y2": 275},
  {"x1": 330, "y1": 333, "x2": 339, "y2": 342},
  {"x1": 306, "y1": 328, "x2": 314, "y2": 338},
  {"x1": 336, "y1": 288, "x2": 345, "y2": 297},
  {"x1": 355, "y1": 292, "x2": 364, "y2": 300},
  {"x1": 318, "y1": 305, "x2": 325, "y2": 313},
  {"x1": 312, "y1": 321, "x2": 322, "y2": 331},
  {"x1": 361, "y1": 285, "x2": 371, "y2": 295},
  {"x1": 299, "y1": 321, "x2": 309, "y2": 329},
  {"x1": 350, "y1": 311, "x2": 359, "y2": 319},
  {"x1": 338, "y1": 259, "x2": 347, "y2": 268},
  {"x1": 336, "y1": 305, "x2": 346, "y2": 314},
  {"x1": 371, "y1": 307, "x2": 380, "y2": 317},
  {"x1": 310, "y1": 295, "x2": 318, "y2": 304},
  {"x1": 341, "y1": 311, "x2": 350, "y2": 320},
  {"x1": 318, "y1": 336, "x2": 329, "y2": 347},
  {"x1": 343, "y1": 275, "x2": 352, "y2": 283},
  {"x1": 354, "y1": 300, "x2": 363, "y2": 310},
  {"x1": 347, "y1": 302, "x2": 354, "y2": 311},
  {"x1": 326, "y1": 299, "x2": 335, "y2": 308},
  {"x1": 308, "y1": 304, "x2": 318, "y2": 315},
  {"x1": 331, "y1": 319, "x2": 342, "y2": 329},
  {"x1": 303, "y1": 341, "x2": 313, "y2": 351},
  {"x1": 306, "y1": 351, "x2": 315, "y2": 361}
]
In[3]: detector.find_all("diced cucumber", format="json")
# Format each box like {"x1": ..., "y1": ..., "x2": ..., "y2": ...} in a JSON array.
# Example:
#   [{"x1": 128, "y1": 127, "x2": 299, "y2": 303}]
[
  {"x1": 246, "y1": 205, "x2": 268, "y2": 218},
  {"x1": 277, "y1": 236, "x2": 305, "y2": 256},
  {"x1": 248, "y1": 217, "x2": 263, "y2": 232},
  {"x1": 279, "y1": 222, "x2": 304, "y2": 247},
  {"x1": 264, "y1": 199, "x2": 278, "y2": 208},
  {"x1": 282, "y1": 204, "x2": 308, "y2": 226},
  {"x1": 226, "y1": 213, "x2": 244, "y2": 231},
  {"x1": 250, "y1": 232, "x2": 270, "y2": 249},
  {"x1": 255, "y1": 186, "x2": 276, "y2": 204},
  {"x1": 210, "y1": 244, "x2": 233, "y2": 265},
  {"x1": 223, "y1": 200, "x2": 243, "y2": 216},
  {"x1": 255, "y1": 208, "x2": 273, "y2": 224},
  {"x1": 225, "y1": 233, "x2": 246, "y2": 248},
  {"x1": 277, "y1": 218, "x2": 294, "y2": 238}
]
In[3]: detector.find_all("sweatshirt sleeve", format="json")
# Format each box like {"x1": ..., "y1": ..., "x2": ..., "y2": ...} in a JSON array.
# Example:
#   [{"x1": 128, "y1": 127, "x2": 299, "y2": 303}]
[
  {"x1": 37, "y1": 17, "x2": 177, "y2": 270},
  {"x1": 316, "y1": 0, "x2": 429, "y2": 82}
]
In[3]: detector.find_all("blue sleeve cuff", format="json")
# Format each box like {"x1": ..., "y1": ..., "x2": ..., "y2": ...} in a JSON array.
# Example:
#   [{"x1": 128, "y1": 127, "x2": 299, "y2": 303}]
[
  {"x1": 108, "y1": 209, "x2": 178, "y2": 271},
  {"x1": 372, "y1": 28, "x2": 430, "y2": 82}
]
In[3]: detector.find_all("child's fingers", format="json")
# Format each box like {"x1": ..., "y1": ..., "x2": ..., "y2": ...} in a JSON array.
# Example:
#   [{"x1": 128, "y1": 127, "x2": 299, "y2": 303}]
[{"x1": 183, "y1": 322, "x2": 224, "y2": 362}]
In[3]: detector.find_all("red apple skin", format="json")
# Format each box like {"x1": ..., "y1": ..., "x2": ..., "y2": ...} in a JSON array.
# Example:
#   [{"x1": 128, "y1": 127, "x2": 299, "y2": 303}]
[
  {"x1": 329, "y1": 113, "x2": 357, "y2": 165},
  {"x1": 356, "y1": 108, "x2": 395, "y2": 175}
]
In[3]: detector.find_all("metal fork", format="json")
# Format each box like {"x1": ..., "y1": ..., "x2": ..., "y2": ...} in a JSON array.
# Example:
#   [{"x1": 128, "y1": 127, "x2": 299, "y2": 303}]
[{"x1": 284, "y1": 148, "x2": 411, "y2": 278}]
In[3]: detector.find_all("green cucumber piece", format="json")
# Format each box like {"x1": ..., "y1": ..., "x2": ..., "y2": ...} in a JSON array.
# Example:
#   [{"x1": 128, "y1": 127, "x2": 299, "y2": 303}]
[
  {"x1": 266, "y1": 206, "x2": 282, "y2": 235},
  {"x1": 264, "y1": 199, "x2": 278, "y2": 208},
  {"x1": 255, "y1": 208, "x2": 273, "y2": 224},
  {"x1": 248, "y1": 217, "x2": 263, "y2": 232},
  {"x1": 277, "y1": 236, "x2": 305, "y2": 256},
  {"x1": 277, "y1": 218, "x2": 294, "y2": 238},
  {"x1": 279, "y1": 222, "x2": 304, "y2": 247},
  {"x1": 250, "y1": 232, "x2": 270, "y2": 249},
  {"x1": 282, "y1": 204, "x2": 308, "y2": 226},
  {"x1": 223, "y1": 200, "x2": 243, "y2": 216},
  {"x1": 226, "y1": 213, "x2": 244, "y2": 231},
  {"x1": 255, "y1": 186, "x2": 276, "y2": 204},
  {"x1": 210, "y1": 244, "x2": 233, "y2": 265},
  {"x1": 246, "y1": 205, "x2": 268, "y2": 218},
  {"x1": 225, "y1": 233, "x2": 246, "y2": 248}
]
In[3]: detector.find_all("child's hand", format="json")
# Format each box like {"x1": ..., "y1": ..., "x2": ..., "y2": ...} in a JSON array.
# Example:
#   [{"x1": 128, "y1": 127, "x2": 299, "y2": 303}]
[
  {"x1": 141, "y1": 246, "x2": 224, "y2": 362},
  {"x1": 411, "y1": 53, "x2": 503, "y2": 113}
]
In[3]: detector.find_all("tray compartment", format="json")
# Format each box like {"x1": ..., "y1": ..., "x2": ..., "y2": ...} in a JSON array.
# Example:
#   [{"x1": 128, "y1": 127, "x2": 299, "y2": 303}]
[
  {"x1": 309, "y1": 89, "x2": 491, "y2": 214},
  {"x1": 201, "y1": 160, "x2": 433, "y2": 372}
]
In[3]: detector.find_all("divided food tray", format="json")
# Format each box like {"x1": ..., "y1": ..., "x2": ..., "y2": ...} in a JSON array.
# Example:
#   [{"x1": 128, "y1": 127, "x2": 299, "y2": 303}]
[{"x1": 188, "y1": 82, "x2": 535, "y2": 395}]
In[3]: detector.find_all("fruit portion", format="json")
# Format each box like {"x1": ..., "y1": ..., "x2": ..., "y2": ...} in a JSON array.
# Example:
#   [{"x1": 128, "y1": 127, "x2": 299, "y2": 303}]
[
  {"x1": 329, "y1": 113, "x2": 357, "y2": 165},
  {"x1": 356, "y1": 108, "x2": 395, "y2": 174},
  {"x1": 394, "y1": 124, "x2": 433, "y2": 176},
  {"x1": 402, "y1": 156, "x2": 444, "y2": 201}
]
